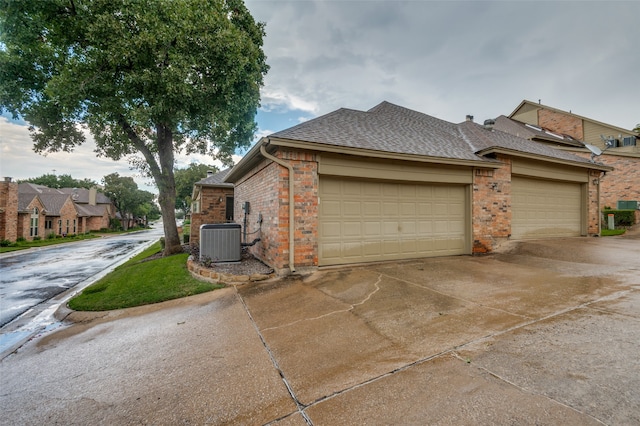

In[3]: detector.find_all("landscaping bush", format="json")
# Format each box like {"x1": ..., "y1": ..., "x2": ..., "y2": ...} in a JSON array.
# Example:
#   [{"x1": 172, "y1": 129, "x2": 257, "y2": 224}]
[
  {"x1": 16, "y1": 236, "x2": 26, "y2": 242},
  {"x1": 1, "y1": 239, "x2": 12, "y2": 247},
  {"x1": 33, "y1": 236, "x2": 41, "y2": 241},
  {"x1": 47, "y1": 232, "x2": 56, "y2": 239},
  {"x1": 602, "y1": 209, "x2": 636, "y2": 227}
]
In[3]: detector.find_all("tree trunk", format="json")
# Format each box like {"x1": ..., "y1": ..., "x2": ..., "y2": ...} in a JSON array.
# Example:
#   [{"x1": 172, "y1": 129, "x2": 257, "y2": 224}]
[
  {"x1": 155, "y1": 125, "x2": 183, "y2": 256},
  {"x1": 118, "y1": 117, "x2": 182, "y2": 256}
]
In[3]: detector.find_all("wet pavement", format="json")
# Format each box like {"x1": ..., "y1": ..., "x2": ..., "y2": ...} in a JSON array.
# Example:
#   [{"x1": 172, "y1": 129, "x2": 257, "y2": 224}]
[
  {"x1": 0, "y1": 228, "x2": 163, "y2": 328},
  {"x1": 0, "y1": 229, "x2": 638, "y2": 424}
]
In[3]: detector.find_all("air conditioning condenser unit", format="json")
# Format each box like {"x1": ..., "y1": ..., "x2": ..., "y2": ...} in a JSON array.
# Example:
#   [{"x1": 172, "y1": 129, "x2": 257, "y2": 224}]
[{"x1": 200, "y1": 223, "x2": 241, "y2": 262}]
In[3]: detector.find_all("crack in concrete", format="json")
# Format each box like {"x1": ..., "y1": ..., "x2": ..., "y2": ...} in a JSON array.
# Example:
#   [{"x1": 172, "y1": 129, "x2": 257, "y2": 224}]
[
  {"x1": 234, "y1": 287, "x2": 314, "y2": 426},
  {"x1": 450, "y1": 352, "x2": 608, "y2": 425},
  {"x1": 261, "y1": 274, "x2": 383, "y2": 332},
  {"x1": 299, "y1": 281, "x2": 634, "y2": 420}
]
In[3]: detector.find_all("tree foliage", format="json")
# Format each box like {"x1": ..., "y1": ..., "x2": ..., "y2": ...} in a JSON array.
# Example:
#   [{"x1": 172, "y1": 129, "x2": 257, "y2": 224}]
[
  {"x1": 20, "y1": 173, "x2": 97, "y2": 189},
  {"x1": 174, "y1": 163, "x2": 218, "y2": 215},
  {"x1": 0, "y1": 0, "x2": 268, "y2": 255},
  {"x1": 102, "y1": 173, "x2": 155, "y2": 230}
]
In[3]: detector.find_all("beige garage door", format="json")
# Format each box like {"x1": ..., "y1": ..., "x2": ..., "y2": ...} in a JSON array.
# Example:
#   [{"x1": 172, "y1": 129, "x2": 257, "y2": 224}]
[
  {"x1": 319, "y1": 177, "x2": 468, "y2": 266},
  {"x1": 511, "y1": 176, "x2": 582, "y2": 239}
]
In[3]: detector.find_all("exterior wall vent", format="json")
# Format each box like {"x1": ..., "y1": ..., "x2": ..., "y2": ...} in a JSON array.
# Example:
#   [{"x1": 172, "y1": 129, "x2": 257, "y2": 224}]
[{"x1": 200, "y1": 223, "x2": 241, "y2": 262}]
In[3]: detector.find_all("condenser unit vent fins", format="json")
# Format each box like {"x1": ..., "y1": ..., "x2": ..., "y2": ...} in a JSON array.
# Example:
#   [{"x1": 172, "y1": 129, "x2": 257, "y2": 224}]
[{"x1": 200, "y1": 223, "x2": 241, "y2": 262}]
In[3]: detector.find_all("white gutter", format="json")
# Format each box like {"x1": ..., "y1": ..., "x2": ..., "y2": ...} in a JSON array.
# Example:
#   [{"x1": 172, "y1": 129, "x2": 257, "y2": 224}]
[{"x1": 260, "y1": 141, "x2": 296, "y2": 273}]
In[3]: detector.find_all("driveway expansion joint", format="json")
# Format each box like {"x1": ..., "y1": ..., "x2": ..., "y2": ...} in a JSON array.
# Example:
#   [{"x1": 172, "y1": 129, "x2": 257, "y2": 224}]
[{"x1": 234, "y1": 287, "x2": 314, "y2": 426}]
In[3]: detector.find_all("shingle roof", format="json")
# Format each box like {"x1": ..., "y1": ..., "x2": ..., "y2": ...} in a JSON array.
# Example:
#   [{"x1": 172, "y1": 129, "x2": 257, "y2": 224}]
[
  {"x1": 271, "y1": 101, "x2": 484, "y2": 162},
  {"x1": 59, "y1": 188, "x2": 112, "y2": 204},
  {"x1": 37, "y1": 193, "x2": 72, "y2": 216},
  {"x1": 457, "y1": 121, "x2": 595, "y2": 164},
  {"x1": 195, "y1": 168, "x2": 233, "y2": 187},
  {"x1": 493, "y1": 115, "x2": 584, "y2": 147},
  {"x1": 271, "y1": 101, "x2": 597, "y2": 167},
  {"x1": 76, "y1": 204, "x2": 107, "y2": 217},
  {"x1": 17, "y1": 184, "x2": 112, "y2": 216},
  {"x1": 18, "y1": 193, "x2": 38, "y2": 211}
]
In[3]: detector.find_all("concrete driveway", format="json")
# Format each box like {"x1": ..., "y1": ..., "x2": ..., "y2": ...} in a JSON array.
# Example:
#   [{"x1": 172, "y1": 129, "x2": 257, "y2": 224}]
[{"x1": 1, "y1": 231, "x2": 639, "y2": 425}]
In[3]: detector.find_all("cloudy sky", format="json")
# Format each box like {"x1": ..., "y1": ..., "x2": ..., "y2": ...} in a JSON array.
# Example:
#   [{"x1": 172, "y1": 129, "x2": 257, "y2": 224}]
[{"x1": 1, "y1": 0, "x2": 638, "y2": 193}]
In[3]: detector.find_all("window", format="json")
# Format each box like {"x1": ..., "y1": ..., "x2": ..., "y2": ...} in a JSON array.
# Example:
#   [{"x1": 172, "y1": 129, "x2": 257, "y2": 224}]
[
  {"x1": 45, "y1": 219, "x2": 52, "y2": 229},
  {"x1": 66, "y1": 220, "x2": 70, "y2": 235},
  {"x1": 225, "y1": 197, "x2": 234, "y2": 221},
  {"x1": 30, "y1": 208, "x2": 39, "y2": 237},
  {"x1": 58, "y1": 219, "x2": 62, "y2": 235},
  {"x1": 73, "y1": 219, "x2": 76, "y2": 234}
]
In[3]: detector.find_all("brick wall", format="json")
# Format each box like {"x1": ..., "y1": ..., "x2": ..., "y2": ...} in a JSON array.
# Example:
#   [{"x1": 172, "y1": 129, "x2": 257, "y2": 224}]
[
  {"x1": 18, "y1": 198, "x2": 46, "y2": 241},
  {"x1": 284, "y1": 149, "x2": 319, "y2": 268},
  {"x1": 0, "y1": 180, "x2": 18, "y2": 242},
  {"x1": 573, "y1": 152, "x2": 640, "y2": 211},
  {"x1": 233, "y1": 148, "x2": 319, "y2": 273},
  {"x1": 472, "y1": 156, "x2": 512, "y2": 253},
  {"x1": 538, "y1": 109, "x2": 583, "y2": 140},
  {"x1": 234, "y1": 157, "x2": 285, "y2": 270},
  {"x1": 190, "y1": 187, "x2": 234, "y2": 246},
  {"x1": 85, "y1": 210, "x2": 111, "y2": 232},
  {"x1": 587, "y1": 170, "x2": 601, "y2": 233}
]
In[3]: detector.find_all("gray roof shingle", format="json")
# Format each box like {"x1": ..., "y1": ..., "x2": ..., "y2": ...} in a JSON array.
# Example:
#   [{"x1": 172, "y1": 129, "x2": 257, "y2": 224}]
[
  {"x1": 195, "y1": 168, "x2": 233, "y2": 187},
  {"x1": 271, "y1": 101, "x2": 595, "y2": 167},
  {"x1": 271, "y1": 101, "x2": 484, "y2": 162}
]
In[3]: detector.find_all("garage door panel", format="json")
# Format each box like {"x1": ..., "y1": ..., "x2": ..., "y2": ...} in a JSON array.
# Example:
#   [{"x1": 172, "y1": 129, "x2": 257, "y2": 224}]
[
  {"x1": 343, "y1": 201, "x2": 361, "y2": 216},
  {"x1": 319, "y1": 177, "x2": 468, "y2": 266},
  {"x1": 511, "y1": 176, "x2": 582, "y2": 239}
]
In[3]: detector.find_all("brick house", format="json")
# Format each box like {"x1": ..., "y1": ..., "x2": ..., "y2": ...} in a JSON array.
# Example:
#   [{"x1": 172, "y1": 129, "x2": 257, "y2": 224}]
[
  {"x1": 502, "y1": 100, "x2": 639, "y2": 215},
  {"x1": 225, "y1": 102, "x2": 611, "y2": 275},
  {"x1": 189, "y1": 168, "x2": 234, "y2": 247},
  {"x1": 0, "y1": 180, "x2": 114, "y2": 242}
]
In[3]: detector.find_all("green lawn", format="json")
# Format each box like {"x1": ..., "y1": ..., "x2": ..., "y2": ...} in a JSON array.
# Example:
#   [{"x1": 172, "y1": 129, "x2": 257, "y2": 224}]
[
  {"x1": 601, "y1": 228, "x2": 626, "y2": 236},
  {"x1": 0, "y1": 233, "x2": 100, "y2": 253},
  {"x1": 68, "y1": 241, "x2": 224, "y2": 311},
  {"x1": 0, "y1": 226, "x2": 152, "y2": 253}
]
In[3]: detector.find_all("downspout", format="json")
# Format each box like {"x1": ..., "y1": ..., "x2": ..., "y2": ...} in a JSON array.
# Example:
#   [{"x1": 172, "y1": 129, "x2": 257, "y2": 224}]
[{"x1": 260, "y1": 140, "x2": 296, "y2": 273}]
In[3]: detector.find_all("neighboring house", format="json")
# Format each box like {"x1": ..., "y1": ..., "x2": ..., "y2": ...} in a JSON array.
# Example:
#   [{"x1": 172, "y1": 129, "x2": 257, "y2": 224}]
[
  {"x1": 501, "y1": 100, "x2": 639, "y2": 213},
  {"x1": 0, "y1": 180, "x2": 114, "y2": 242},
  {"x1": 225, "y1": 101, "x2": 611, "y2": 275},
  {"x1": 189, "y1": 168, "x2": 234, "y2": 247}
]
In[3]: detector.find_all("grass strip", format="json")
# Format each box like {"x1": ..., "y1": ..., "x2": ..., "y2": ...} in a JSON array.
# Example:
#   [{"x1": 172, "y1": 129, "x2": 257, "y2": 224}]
[
  {"x1": 69, "y1": 245, "x2": 223, "y2": 311},
  {"x1": 601, "y1": 228, "x2": 626, "y2": 236}
]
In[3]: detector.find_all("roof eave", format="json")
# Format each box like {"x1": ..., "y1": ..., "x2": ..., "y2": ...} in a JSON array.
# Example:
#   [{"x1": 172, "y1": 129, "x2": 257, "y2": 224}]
[
  {"x1": 225, "y1": 138, "x2": 273, "y2": 183},
  {"x1": 269, "y1": 137, "x2": 501, "y2": 169},
  {"x1": 511, "y1": 100, "x2": 638, "y2": 135},
  {"x1": 476, "y1": 147, "x2": 614, "y2": 172}
]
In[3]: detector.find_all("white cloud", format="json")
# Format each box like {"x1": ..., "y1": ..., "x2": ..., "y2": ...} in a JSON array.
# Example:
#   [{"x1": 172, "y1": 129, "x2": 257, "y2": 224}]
[
  {"x1": 260, "y1": 87, "x2": 319, "y2": 114},
  {"x1": 247, "y1": 0, "x2": 639, "y2": 130}
]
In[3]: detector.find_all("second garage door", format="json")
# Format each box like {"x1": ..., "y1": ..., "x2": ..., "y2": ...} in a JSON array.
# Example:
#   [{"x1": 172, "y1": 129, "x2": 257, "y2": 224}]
[
  {"x1": 511, "y1": 176, "x2": 583, "y2": 239},
  {"x1": 319, "y1": 177, "x2": 468, "y2": 266}
]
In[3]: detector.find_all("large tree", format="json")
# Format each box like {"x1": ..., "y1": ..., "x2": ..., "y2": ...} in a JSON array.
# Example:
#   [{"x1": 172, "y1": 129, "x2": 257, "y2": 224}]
[
  {"x1": 0, "y1": 0, "x2": 268, "y2": 255},
  {"x1": 174, "y1": 163, "x2": 218, "y2": 216},
  {"x1": 103, "y1": 172, "x2": 155, "y2": 231},
  {"x1": 20, "y1": 173, "x2": 97, "y2": 189}
]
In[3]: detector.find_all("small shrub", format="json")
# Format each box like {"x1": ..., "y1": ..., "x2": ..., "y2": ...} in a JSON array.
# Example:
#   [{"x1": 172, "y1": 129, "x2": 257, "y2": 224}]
[
  {"x1": 0, "y1": 239, "x2": 12, "y2": 247},
  {"x1": 33, "y1": 236, "x2": 41, "y2": 241},
  {"x1": 47, "y1": 232, "x2": 56, "y2": 240},
  {"x1": 602, "y1": 209, "x2": 636, "y2": 227},
  {"x1": 16, "y1": 236, "x2": 26, "y2": 243}
]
